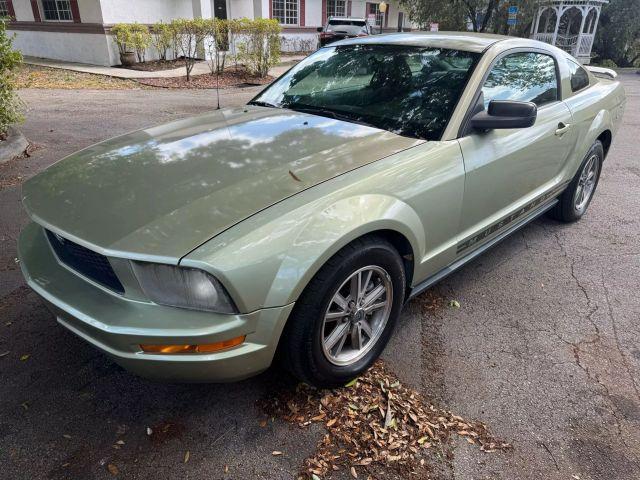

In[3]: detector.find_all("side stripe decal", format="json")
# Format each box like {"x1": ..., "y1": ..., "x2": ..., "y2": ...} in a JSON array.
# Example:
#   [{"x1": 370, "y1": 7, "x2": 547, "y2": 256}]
[{"x1": 456, "y1": 183, "x2": 568, "y2": 254}]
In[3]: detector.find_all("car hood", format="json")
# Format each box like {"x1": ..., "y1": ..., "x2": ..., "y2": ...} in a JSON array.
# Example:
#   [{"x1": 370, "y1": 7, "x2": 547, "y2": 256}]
[{"x1": 22, "y1": 106, "x2": 422, "y2": 262}]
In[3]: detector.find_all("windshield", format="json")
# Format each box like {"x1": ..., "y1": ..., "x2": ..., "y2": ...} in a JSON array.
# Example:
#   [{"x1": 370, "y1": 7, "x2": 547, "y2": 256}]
[{"x1": 250, "y1": 44, "x2": 479, "y2": 140}]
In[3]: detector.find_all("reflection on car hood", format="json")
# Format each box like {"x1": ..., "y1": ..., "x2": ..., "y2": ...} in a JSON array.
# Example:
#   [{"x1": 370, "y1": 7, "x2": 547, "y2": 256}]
[{"x1": 22, "y1": 105, "x2": 423, "y2": 261}]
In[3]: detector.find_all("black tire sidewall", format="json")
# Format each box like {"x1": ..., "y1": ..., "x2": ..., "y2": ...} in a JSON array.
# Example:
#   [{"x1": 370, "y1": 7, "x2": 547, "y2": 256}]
[
  {"x1": 560, "y1": 141, "x2": 604, "y2": 222},
  {"x1": 285, "y1": 238, "x2": 405, "y2": 387}
]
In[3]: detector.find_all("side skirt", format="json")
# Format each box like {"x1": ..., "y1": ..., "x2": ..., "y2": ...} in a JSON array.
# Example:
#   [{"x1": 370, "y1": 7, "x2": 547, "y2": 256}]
[{"x1": 408, "y1": 198, "x2": 558, "y2": 300}]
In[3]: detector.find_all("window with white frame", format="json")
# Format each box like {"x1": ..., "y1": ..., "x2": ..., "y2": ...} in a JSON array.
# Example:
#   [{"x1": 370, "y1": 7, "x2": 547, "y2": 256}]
[
  {"x1": 41, "y1": 0, "x2": 73, "y2": 21},
  {"x1": 368, "y1": 3, "x2": 384, "y2": 27},
  {"x1": 0, "y1": 0, "x2": 10, "y2": 17},
  {"x1": 327, "y1": 0, "x2": 346, "y2": 18},
  {"x1": 272, "y1": 0, "x2": 298, "y2": 25}
]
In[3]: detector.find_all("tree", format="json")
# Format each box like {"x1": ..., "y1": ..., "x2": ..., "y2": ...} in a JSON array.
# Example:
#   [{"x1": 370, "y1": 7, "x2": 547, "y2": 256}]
[
  {"x1": 399, "y1": 0, "x2": 536, "y2": 34},
  {"x1": 593, "y1": 0, "x2": 640, "y2": 67},
  {"x1": 0, "y1": 18, "x2": 23, "y2": 135}
]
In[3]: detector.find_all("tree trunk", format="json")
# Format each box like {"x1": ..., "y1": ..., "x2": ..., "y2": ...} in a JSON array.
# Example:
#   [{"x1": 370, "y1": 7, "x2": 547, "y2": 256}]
[{"x1": 480, "y1": 0, "x2": 499, "y2": 33}]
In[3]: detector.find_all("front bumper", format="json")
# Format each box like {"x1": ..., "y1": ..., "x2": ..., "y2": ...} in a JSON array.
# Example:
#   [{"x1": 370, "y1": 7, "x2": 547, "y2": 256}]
[{"x1": 18, "y1": 222, "x2": 294, "y2": 382}]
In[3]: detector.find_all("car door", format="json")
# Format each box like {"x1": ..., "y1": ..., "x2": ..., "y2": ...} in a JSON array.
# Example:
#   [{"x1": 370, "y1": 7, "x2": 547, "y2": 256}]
[{"x1": 456, "y1": 50, "x2": 577, "y2": 254}]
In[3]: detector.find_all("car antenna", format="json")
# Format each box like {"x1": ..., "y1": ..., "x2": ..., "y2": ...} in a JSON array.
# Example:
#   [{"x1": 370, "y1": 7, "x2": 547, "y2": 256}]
[{"x1": 215, "y1": 65, "x2": 221, "y2": 110}]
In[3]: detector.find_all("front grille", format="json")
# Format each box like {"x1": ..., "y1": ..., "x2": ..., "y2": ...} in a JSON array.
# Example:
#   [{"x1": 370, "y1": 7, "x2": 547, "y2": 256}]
[{"x1": 45, "y1": 229, "x2": 125, "y2": 294}]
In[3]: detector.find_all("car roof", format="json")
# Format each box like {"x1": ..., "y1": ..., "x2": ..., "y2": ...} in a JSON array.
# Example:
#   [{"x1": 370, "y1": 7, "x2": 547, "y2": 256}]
[
  {"x1": 327, "y1": 17, "x2": 366, "y2": 21},
  {"x1": 331, "y1": 31, "x2": 531, "y2": 53}
]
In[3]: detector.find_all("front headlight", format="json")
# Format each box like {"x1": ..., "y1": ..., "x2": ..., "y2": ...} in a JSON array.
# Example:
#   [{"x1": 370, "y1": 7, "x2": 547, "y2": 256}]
[{"x1": 131, "y1": 262, "x2": 238, "y2": 314}]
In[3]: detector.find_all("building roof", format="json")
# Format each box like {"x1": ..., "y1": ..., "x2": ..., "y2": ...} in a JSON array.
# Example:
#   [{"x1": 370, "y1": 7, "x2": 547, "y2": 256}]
[{"x1": 333, "y1": 31, "x2": 514, "y2": 53}]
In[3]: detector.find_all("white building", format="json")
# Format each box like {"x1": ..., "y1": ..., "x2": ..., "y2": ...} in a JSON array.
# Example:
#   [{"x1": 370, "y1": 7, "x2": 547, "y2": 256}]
[{"x1": 2, "y1": 0, "x2": 414, "y2": 66}]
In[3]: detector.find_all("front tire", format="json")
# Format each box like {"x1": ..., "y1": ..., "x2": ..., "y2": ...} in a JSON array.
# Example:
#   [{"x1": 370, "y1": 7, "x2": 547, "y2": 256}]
[
  {"x1": 550, "y1": 140, "x2": 603, "y2": 222},
  {"x1": 281, "y1": 236, "x2": 406, "y2": 388}
]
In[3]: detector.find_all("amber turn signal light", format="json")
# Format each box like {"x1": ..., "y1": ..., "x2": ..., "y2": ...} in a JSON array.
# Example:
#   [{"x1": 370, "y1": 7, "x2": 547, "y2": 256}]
[{"x1": 140, "y1": 335, "x2": 245, "y2": 354}]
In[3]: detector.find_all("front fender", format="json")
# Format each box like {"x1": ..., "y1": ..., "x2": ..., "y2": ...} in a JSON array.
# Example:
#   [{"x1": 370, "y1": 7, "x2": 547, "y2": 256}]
[
  {"x1": 270, "y1": 194, "x2": 425, "y2": 307},
  {"x1": 181, "y1": 193, "x2": 425, "y2": 313}
]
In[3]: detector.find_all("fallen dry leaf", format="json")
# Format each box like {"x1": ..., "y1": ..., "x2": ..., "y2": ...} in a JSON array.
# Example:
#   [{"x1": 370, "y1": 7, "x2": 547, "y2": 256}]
[
  {"x1": 260, "y1": 360, "x2": 510, "y2": 479},
  {"x1": 272, "y1": 451, "x2": 283, "y2": 456},
  {"x1": 107, "y1": 464, "x2": 118, "y2": 476},
  {"x1": 20, "y1": 354, "x2": 30, "y2": 361},
  {"x1": 184, "y1": 451, "x2": 190, "y2": 463}
]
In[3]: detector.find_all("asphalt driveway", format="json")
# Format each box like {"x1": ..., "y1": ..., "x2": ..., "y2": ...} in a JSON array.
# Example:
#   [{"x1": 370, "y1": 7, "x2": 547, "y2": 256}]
[{"x1": 1, "y1": 74, "x2": 639, "y2": 479}]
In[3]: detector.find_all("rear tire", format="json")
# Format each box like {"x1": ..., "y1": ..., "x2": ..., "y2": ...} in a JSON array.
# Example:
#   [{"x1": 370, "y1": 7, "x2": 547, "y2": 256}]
[
  {"x1": 281, "y1": 236, "x2": 406, "y2": 388},
  {"x1": 549, "y1": 140, "x2": 603, "y2": 223}
]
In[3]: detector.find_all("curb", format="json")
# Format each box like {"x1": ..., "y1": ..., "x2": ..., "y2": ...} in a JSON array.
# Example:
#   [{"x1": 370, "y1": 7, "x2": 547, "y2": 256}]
[{"x1": 0, "y1": 127, "x2": 28, "y2": 165}]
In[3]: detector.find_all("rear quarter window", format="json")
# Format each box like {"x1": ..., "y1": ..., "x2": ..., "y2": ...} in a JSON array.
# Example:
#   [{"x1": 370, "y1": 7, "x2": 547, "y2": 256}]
[{"x1": 567, "y1": 59, "x2": 590, "y2": 92}]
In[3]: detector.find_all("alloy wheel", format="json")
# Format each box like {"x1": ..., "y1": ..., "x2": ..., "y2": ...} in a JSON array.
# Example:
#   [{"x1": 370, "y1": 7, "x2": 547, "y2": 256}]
[
  {"x1": 321, "y1": 266, "x2": 393, "y2": 366},
  {"x1": 574, "y1": 154, "x2": 600, "y2": 213}
]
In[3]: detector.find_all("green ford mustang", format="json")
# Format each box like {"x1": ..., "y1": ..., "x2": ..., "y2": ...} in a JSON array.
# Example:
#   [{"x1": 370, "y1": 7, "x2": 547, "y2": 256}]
[{"x1": 18, "y1": 33, "x2": 626, "y2": 386}]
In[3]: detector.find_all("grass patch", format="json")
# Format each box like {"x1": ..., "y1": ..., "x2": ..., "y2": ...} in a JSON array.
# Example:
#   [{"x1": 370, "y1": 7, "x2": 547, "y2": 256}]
[{"x1": 16, "y1": 64, "x2": 144, "y2": 90}]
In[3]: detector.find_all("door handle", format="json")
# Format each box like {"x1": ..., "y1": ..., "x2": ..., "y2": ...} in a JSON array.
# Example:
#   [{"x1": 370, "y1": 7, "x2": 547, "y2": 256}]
[{"x1": 555, "y1": 122, "x2": 571, "y2": 136}]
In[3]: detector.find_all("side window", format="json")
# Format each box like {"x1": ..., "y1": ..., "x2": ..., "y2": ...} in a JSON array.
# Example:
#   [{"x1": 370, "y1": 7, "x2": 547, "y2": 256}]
[
  {"x1": 567, "y1": 59, "x2": 590, "y2": 92},
  {"x1": 482, "y1": 52, "x2": 558, "y2": 107}
]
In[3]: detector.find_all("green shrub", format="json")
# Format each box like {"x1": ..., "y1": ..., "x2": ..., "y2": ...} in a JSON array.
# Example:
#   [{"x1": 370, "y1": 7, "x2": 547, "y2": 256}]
[
  {"x1": 598, "y1": 58, "x2": 619, "y2": 68},
  {"x1": 204, "y1": 18, "x2": 229, "y2": 74},
  {"x1": 228, "y1": 18, "x2": 251, "y2": 70},
  {"x1": 236, "y1": 18, "x2": 281, "y2": 78},
  {"x1": 151, "y1": 21, "x2": 173, "y2": 61},
  {"x1": 0, "y1": 18, "x2": 23, "y2": 135},
  {"x1": 112, "y1": 18, "x2": 282, "y2": 79},
  {"x1": 171, "y1": 18, "x2": 209, "y2": 80},
  {"x1": 111, "y1": 23, "x2": 133, "y2": 55},
  {"x1": 129, "y1": 23, "x2": 151, "y2": 63}
]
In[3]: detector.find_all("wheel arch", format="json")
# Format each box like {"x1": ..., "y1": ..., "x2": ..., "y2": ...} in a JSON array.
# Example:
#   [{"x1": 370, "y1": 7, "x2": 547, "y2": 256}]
[
  {"x1": 597, "y1": 129, "x2": 612, "y2": 159},
  {"x1": 272, "y1": 226, "x2": 417, "y2": 367},
  {"x1": 266, "y1": 194, "x2": 426, "y2": 309}
]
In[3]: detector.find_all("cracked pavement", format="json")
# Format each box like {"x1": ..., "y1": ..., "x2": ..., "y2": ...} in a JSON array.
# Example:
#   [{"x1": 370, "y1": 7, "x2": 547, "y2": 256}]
[{"x1": 1, "y1": 73, "x2": 639, "y2": 479}]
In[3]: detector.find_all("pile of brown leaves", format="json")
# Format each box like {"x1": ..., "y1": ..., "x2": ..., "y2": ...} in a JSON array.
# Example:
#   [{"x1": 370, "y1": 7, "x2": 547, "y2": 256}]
[
  {"x1": 122, "y1": 59, "x2": 187, "y2": 72},
  {"x1": 134, "y1": 70, "x2": 273, "y2": 89},
  {"x1": 261, "y1": 361, "x2": 510, "y2": 479}
]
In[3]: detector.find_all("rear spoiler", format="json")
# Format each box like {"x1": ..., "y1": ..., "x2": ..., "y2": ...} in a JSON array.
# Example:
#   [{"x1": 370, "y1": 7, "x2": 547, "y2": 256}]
[{"x1": 585, "y1": 66, "x2": 618, "y2": 79}]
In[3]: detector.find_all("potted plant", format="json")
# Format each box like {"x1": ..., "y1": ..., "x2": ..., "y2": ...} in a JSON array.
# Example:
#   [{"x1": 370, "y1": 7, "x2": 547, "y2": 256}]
[{"x1": 111, "y1": 23, "x2": 136, "y2": 66}]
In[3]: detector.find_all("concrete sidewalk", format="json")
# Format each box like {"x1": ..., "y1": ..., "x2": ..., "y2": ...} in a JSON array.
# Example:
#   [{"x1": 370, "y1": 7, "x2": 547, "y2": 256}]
[{"x1": 23, "y1": 55, "x2": 307, "y2": 79}]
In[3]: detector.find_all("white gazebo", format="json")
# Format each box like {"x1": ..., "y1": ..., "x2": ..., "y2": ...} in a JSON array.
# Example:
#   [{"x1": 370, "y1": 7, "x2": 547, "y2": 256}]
[{"x1": 530, "y1": 0, "x2": 608, "y2": 64}]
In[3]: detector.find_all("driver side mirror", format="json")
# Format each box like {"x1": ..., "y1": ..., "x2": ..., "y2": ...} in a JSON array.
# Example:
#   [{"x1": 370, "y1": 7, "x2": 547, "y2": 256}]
[
  {"x1": 470, "y1": 100, "x2": 537, "y2": 131},
  {"x1": 317, "y1": 27, "x2": 323, "y2": 32}
]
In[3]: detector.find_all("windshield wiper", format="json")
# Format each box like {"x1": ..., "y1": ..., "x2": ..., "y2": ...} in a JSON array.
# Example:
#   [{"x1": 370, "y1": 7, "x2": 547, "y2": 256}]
[
  {"x1": 284, "y1": 103, "x2": 378, "y2": 129},
  {"x1": 247, "y1": 100, "x2": 279, "y2": 108}
]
